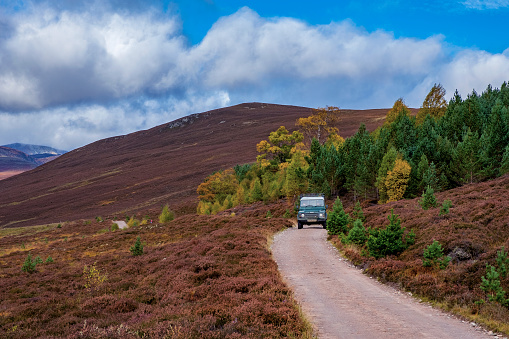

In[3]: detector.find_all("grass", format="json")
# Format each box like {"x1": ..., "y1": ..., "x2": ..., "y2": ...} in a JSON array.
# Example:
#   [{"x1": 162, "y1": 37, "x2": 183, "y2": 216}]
[{"x1": 0, "y1": 203, "x2": 311, "y2": 338}]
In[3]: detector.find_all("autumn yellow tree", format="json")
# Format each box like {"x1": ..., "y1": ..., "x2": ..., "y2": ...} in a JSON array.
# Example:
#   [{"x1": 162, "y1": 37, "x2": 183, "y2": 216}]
[
  {"x1": 296, "y1": 106, "x2": 341, "y2": 145},
  {"x1": 197, "y1": 169, "x2": 238, "y2": 214},
  {"x1": 384, "y1": 98, "x2": 410, "y2": 127},
  {"x1": 256, "y1": 126, "x2": 304, "y2": 168},
  {"x1": 416, "y1": 83, "x2": 447, "y2": 125},
  {"x1": 385, "y1": 159, "x2": 411, "y2": 202},
  {"x1": 283, "y1": 151, "x2": 309, "y2": 199}
]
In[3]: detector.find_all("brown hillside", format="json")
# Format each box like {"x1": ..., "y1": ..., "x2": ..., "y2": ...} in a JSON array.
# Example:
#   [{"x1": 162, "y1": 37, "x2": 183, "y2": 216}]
[{"x1": 0, "y1": 103, "x2": 390, "y2": 228}]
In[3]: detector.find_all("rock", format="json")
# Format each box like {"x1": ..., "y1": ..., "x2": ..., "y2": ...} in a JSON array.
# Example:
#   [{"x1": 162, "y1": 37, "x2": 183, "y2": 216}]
[{"x1": 450, "y1": 247, "x2": 472, "y2": 262}]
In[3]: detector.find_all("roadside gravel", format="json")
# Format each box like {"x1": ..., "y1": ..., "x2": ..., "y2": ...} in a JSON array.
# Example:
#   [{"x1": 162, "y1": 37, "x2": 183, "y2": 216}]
[{"x1": 272, "y1": 225, "x2": 496, "y2": 339}]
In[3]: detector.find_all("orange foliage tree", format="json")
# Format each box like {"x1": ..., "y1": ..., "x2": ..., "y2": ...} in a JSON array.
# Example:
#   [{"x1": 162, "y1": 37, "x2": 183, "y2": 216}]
[
  {"x1": 197, "y1": 169, "x2": 238, "y2": 205},
  {"x1": 296, "y1": 106, "x2": 341, "y2": 145}
]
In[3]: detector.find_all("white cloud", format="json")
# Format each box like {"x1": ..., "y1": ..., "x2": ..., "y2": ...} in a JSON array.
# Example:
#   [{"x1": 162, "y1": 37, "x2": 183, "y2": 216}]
[
  {"x1": 0, "y1": 91, "x2": 230, "y2": 150},
  {"x1": 462, "y1": 0, "x2": 509, "y2": 9},
  {"x1": 0, "y1": 4, "x2": 508, "y2": 150}
]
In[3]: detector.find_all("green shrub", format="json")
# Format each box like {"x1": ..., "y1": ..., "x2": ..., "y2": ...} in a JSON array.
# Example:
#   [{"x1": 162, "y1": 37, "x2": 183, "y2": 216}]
[
  {"x1": 419, "y1": 185, "x2": 437, "y2": 210},
  {"x1": 347, "y1": 219, "x2": 367, "y2": 245},
  {"x1": 130, "y1": 237, "x2": 144, "y2": 256},
  {"x1": 351, "y1": 201, "x2": 366, "y2": 223},
  {"x1": 45, "y1": 256, "x2": 54, "y2": 263},
  {"x1": 423, "y1": 240, "x2": 450, "y2": 269},
  {"x1": 266, "y1": 210, "x2": 273, "y2": 219},
  {"x1": 95, "y1": 216, "x2": 103, "y2": 222},
  {"x1": 110, "y1": 223, "x2": 119, "y2": 232},
  {"x1": 367, "y1": 209, "x2": 415, "y2": 259},
  {"x1": 327, "y1": 197, "x2": 349, "y2": 235},
  {"x1": 439, "y1": 200, "x2": 452, "y2": 216},
  {"x1": 283, "y1": 209, "x2": 291, "y2": 218},
  {"x1": 159, "y1": 205, "x2": 175, "y2": 223},
  {"x1": 22, "y1": 253, "x2": 42, "y2": 273},
  {"x1": 481, "y1": 264, "x2": 507, "y2": 305},
  {"x1": 496, "y1": 247, "x2": 509, "y2": 279}
]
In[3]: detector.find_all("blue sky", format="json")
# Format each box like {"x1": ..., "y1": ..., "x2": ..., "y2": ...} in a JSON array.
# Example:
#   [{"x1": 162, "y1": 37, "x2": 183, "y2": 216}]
[{"x1": 0, "y1": 0, "x2": 508, "y2": 149}]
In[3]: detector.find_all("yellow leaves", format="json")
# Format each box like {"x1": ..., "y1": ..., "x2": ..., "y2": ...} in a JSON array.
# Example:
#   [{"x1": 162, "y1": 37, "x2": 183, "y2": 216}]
[
  {"x1": 256, "y1": 125, "x2": 304, "y2": 165},
  {"x1": 83, "y1": 263, "x2": 107, "y2": 292},
  {"x1": 385, "y1": 159, "x2": 412, "y2": 203},
  {"x1": 384, "y1": 98, "x2": 409, "y2": 127},
  {"x1": 325, "y1": 132, "x2": 345, "y2": 150},
  {"x1": 296, "y1": 106, "x2": 341, "y2": 144},
  {"x1": 197, "y1": 168, "x2": 238, "y2": 203},
  {"x1": 416, "y1": 83, "x2": 447, "y2": 125}
]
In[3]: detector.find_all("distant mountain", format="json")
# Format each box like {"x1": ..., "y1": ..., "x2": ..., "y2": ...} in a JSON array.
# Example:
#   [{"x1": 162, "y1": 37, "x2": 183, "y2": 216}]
[
  {"x1": 0, "y1": 143, "x2": 67, "y2": 180},
  {"x1": 3, "y1": 143, "x2": 67, "y2": 156},
  {"x1": 0, "y1": 146, "x2": 37, "y2": 172},
  {"x1": 0, "y1": 103, "x2": 392, "y2": 228}
]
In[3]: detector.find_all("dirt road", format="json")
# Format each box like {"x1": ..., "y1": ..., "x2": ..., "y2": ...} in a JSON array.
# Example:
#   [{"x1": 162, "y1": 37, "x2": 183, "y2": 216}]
[{"x1": 272, "y1": 226, "x2": 493, "y2": 339}]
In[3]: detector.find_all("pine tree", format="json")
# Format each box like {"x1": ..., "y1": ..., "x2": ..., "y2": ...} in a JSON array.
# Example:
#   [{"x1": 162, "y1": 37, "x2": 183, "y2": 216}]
[
  {"x1": 130, "y1": 237, "x2": 144, "y2": 256},
  {"x1": 327, "y1": 198, "x2": 350, "y2": 235},
  {"x1": 454, "y1": 128, "x2": 481, "y2": 183},
  {"x1": 501, "y1": 144, "x2": 509, "y2": 175},
  {"x1": 351, "y1": 201, "x2": 366, "y2": 223},
  {"x1": 347, "y1": 219, "x2": 367, "y2": 245},
  {"x1": 376, "y1": 146, "x2": 398, "y2": 203},
  {"x1": 419, "y1": 185, "x2": 438, "y2": 210}
]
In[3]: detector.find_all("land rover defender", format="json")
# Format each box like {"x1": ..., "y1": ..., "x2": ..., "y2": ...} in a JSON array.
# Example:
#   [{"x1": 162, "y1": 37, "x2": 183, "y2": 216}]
[{"x1": 297, "y1": 194, "x2": 327, "y2": 229}]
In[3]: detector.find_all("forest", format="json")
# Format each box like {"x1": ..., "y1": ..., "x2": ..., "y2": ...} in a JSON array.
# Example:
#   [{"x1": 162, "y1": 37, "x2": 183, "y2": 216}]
[{"x1": 197, "y1": 82, "x2": 509, "y2": 214}]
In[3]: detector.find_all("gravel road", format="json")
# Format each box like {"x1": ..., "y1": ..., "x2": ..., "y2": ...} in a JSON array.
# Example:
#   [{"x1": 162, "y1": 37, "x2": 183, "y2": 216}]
[{"x1": 272, "y1": 225, "x2": 495, "y2": 339}]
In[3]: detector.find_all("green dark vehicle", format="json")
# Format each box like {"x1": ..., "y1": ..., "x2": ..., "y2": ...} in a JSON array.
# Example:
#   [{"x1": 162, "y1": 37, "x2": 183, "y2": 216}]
[{"x1": 297, "y1": 194, "x2": 327, "y2": 229}]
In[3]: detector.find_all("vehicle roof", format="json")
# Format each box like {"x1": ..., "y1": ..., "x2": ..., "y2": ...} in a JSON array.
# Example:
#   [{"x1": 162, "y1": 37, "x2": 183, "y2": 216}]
[{"x1": 301, "y1": 196, "x2": 324, "y2": 200}]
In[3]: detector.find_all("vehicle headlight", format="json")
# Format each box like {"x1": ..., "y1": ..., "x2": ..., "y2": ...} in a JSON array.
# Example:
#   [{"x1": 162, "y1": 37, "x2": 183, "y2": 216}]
[
  {"x1": 299, "y1": 213, "x2": 305, "y2": 218},
  {"x1": 319, "y1": 213, "x2": 325, "y2": 218}
]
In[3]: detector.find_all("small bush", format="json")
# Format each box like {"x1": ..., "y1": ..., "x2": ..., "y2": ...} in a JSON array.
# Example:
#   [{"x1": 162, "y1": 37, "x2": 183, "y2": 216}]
[
  {"x1": 351, "y1": 201, "x2": 366, "y2": 223},
  {"x1": 347, "y1": 219, "x2": 367, "y2": 245},
  {"x1": 22, "y1": 254, "x2": 43, "y2": 273},
  {"x1": 440, "y1": 200, "x2": 452, "y2": 215},
  {"x1": 283, "y1": 209, "x2": 291, "y2": 218},
  {"x1": 159, "y1": 205, "x2": 175, "y2": 223},
  {"x1": 367, "y1": 209, "x2": 414, "y2": 259},
  {"x1": 266, "y1": 210, "x2": 273, "y2": 219},
  {"x1": 327, "y1": 197, "x2": 349, "y2": 235},
  {"x1": 497, "y1": 247, "x2": 509, "y2": 279},
  {"x1": 110, "y1": 223, "x2": 119, "y2": 232},
  {"x1": 83, "y1": 263, "x2": 107, "y2": 291},
  {"x1": 419, "y1": 185, "x2": 437, "y2": 210},
  {"x1": 95, "y1": 216, "x2": 103, "y2": 222},
  {"x1": 423, "y1": 240, "x2": 450, "y2": 269},
  {"x1": 130, "y1": 237, "x2": 144, "y2": 256},
  {"x1": 57, "y1": 223, "x2": 62, "y2": 228},
  {"x1": 127, "y1": 217, "x2": 139, "y2": 228},
  {"x1": 45, "y1": 256, "x2": 54, "y2": 263},
  {"x1": 481, "y1": 264, "x2": 507, "y2": 305}
]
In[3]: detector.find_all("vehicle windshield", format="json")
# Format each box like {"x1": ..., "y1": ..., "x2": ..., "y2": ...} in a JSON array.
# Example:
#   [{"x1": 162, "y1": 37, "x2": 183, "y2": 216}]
[{"x1": 300, "y1": 198, "x2": 324, "y2": 207}]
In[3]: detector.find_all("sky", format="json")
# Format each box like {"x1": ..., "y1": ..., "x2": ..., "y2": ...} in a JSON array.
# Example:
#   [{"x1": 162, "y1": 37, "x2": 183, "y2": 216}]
[{"x1": 0, "y1": 0, "x2": 508, "y2": 150}]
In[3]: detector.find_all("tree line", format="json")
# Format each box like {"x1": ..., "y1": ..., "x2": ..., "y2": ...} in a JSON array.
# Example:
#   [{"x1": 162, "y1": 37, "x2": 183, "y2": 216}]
[{"x1": 197, "y1": 82, "x2": 509, "y2": 215}]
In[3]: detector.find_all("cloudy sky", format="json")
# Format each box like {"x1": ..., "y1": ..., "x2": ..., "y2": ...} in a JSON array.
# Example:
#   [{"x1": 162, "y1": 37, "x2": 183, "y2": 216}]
[{"x1": 0, "y1": 0, "x2": 508, "y2": 150}]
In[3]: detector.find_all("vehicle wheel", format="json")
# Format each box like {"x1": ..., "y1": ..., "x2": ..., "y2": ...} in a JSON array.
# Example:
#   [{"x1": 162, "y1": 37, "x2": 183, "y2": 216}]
[
  {"x1": 322, "y1": 221, "x2": 327, "y2": 229},
  {"x1": 297, "y1": 222, "x2": 303, "y2": 229}
]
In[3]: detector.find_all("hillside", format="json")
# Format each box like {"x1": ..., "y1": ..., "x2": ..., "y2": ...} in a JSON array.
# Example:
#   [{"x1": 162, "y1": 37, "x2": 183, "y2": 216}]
[{"x1": 0, "y1": 103, "x2": 390, "y2": 228}]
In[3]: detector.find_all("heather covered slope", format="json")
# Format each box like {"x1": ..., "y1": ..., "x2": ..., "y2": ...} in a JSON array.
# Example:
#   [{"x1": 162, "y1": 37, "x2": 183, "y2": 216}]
[
  {"x1": 333, "y1": 173, "x2": 509, "y2": 332},
  {"x1": 0, "y1": 204, "x2": 310, "y2": 338},
  {"x1": 0, "y1": 103, "x2": 389, "y2": 228}
]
